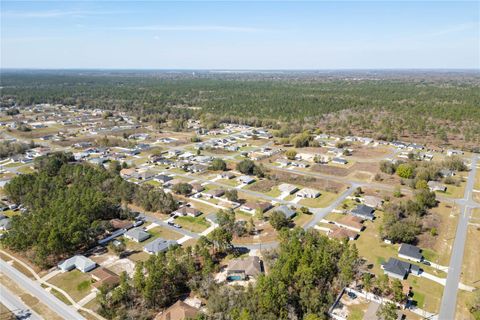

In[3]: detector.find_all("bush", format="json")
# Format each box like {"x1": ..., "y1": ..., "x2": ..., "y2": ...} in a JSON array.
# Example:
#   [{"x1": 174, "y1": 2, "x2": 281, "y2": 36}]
[{"x1": 172, "y1": 183, "x2": 193, "y2": 195}]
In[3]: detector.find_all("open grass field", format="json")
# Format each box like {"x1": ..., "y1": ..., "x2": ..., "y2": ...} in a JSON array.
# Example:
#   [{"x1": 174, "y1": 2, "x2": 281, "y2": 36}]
[
  {"x1": 438, "y1": 181, "x2": 466, "y2": 199},
  {"x1": 456, "y1": 291, "x2": 477, "y2": 320},
  {"x1": 175, "y1": 216, "x2": 210, "y2": 233},
  {"x1": 48, "y1": 270, "x2": 93, "y2": 302}
]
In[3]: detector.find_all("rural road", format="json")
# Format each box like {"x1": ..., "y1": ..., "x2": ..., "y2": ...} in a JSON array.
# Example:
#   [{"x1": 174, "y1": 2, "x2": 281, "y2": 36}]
[
  {"x1": 0, "y1": 284, "x2": 43, "y2": 320},
  {"x1": 438, "y1": 154, "x2": 478, "y2": 320},
  {"x1": 0, "y1": 259, "x2": 86, "y2": 320}
]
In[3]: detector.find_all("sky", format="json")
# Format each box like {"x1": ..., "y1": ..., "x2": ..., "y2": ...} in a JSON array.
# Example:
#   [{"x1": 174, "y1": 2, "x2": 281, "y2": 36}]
[{"x1": 1, "y1": 1, "x2": 479, "y2": 69}]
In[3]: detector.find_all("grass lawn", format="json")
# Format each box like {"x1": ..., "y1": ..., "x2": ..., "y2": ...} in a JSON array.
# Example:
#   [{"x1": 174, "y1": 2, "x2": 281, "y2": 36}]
[
  {"x1": 149, "y1": 226, "x2": 183, "y2": 240},
  {"x1": 264, "y1": 186, "x2": 282, "y2": 197},
  {"x1": 299, "y1": 191, "x2": 339, "y2": 208},
  {"x1": 144, "y1": 180, "x2": 161, "y2": 187},
  {"x1": 336, "y1": 198, "x2": 359, "y2": 211},
  {"x1": 2, "y1": 162, "x2": 22, "y2": 168},
  {"x1": 17, "y1": 166, "x2": 34, "y2": 174},
  {"x1": 437, "y1": 182, "x2": 466, "y2": 198},
  {"x1": 175, "y1": 216, "x2": 210, "y2": 233},
  {"x1": 128, "y1": 251, "x2": 151, "y2": 263},
  {"x1": 346, "y1": 302, "x2": 369, "y2": 320},
  {"x1": 50, "y1": 287, "x2": 72, "y2": 305},
  {"x1": 324, "y1": 212, "x2": 347, "y2": 222},
  {"x1": 475, "y1": 170, "x2": 480, "y2": 189},
  {"x1": 460, "y1": 225, "x2": 480, "y2": 288},
  {"x1": 284, "y1": 194, "x2": 296, "y2": 202},
  {"x1": 409, "y1": 276, "x2": 444, "y2": 313},
  {"x1": 48, "y1": 270, "x2": 93, "y2": 302},
  {"x1": 455, "y1": 291, "x2": 477, "y2": 320},
  {"x1": 217, "y1": 179, "x2": 238, "y2": 187},
  {"x1": 293, "y1": 212, "x2": 313, "y2": 227},
  {"x1": 2, "y1": 209, "x2": 20, "y2": 218},
  {"x1": 188, "y1": 199, "x2": 218, "y2": 214}
]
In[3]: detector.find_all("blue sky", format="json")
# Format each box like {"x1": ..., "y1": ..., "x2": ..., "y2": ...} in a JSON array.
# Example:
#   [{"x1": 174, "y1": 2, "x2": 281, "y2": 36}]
[{"x1": 1, "y1": 1, "x2": 479, "y2": 69}]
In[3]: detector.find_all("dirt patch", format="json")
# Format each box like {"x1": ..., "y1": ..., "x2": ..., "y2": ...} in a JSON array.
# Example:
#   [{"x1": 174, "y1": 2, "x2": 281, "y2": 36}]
[
  {"x1": 351, "y1": 144, "x2": 391, "y2": 158},
  {"x1": 312, "y1": 164, "x2": 349, "y2": 176}
]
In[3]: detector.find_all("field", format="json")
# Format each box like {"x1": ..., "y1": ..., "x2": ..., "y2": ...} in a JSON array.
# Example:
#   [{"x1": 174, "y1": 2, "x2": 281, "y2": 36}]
[
  {"x1": 48, "y1": 270, "x2": 93, "y2": 302},
  {"x1": 174, "y1": 216, "x2": 210, "y2": 233},
  {"x1": 299, "y1": 190, "x2": 339, "y2": 208}
]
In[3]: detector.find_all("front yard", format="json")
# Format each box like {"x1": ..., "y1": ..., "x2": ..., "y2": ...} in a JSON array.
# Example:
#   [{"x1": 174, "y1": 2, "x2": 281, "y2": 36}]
[{"x1": 48, "y1": 270, "x2": 93, "y2": 302}]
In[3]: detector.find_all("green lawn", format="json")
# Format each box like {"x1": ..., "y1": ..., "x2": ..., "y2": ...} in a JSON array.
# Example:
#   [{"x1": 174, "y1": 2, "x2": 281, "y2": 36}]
[
  {"x1": 299, "y1": 191, "x2": 339, "y2": 208},
  {"x1": 48, "y1": 270, "x2": 93, "y2": 302},
  {"x1": 17, "y1": 166, "x2": 34, "y2": 174},
  {"x1": 438, "y1": 183, "x2": 466, "y2": 198},
  {"x1": 412, "y1": 290, "x2": 426, "y2": 308},
  {"x1": 217, "y1": 179, "x2": 238, "y2": 187},
  {"x1": 148, "y1": 226, "x2": 183, "y2": 240},
  {"x1": 264, "y1": 187, "x2": 282, "y2": 198},
  {"x1": 175, "y1": 216, "x2": 210, "y2": 233}
]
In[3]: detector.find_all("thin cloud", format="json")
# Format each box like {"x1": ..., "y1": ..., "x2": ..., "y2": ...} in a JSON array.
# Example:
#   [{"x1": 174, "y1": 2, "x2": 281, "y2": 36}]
[{"x1": 112, "y1": 25, "x2": 267, "y2": 32}]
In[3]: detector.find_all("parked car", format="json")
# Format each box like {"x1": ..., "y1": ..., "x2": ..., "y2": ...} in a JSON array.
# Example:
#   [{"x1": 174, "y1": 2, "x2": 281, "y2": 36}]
[
  {"x1": 173, "y1": 224, "x2": 182, "y2": 229},
  {"x1": 347, "y1": 292, "x2": 357, "y2": 299},
  {"x1": 167, "y1": 221, "x2": 174, "y2": 226},
  {"x1": 422, "y1": 260, "x2": 431, "y2": 266}
]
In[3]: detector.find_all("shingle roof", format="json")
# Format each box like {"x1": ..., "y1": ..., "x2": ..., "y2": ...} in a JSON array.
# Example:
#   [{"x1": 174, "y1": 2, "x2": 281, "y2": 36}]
[
  {"x1": 227, "y1": 256, "x2": 263, "y2": 277},
  {"x1": 124, "y1": 228, "x2": 150, "y2": 242},
  {"x1": 399, "y1": 243, "x2": 422, "y2": 260},
  {"x1": 274, "y1": 205, "x2": 296, "y2": 219},
  {"x1": 144, "y1": 238, "x2": 177, "y2": 254},
  {"x1": 383, "y1": 258, "x2": 410, "y2": 278}
]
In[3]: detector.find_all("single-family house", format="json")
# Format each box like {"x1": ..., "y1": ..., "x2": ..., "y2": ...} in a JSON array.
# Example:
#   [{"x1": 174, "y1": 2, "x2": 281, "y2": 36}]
[
  {"x1": 332, "y1": 157, "x2": 348, "y2": 165},
  {"x1": 238, "y1": 176, "x2": 255, "y2": 185},
  {"x1": 218, "y1": 172, "x2": 236, "y2": 179},
  {"x1": 427, "y1": 181, "x2": 447, "y2": 192},
  {"x1": 124, "y1": 228, "x2": 151, "y2": 243},
  {"x1": 205, "y1": 189, "x2": 225, "y2": 198},
  {"x1": 144, "y1": 238, "x2": 177, "y2": 255},
  {"x1": 91, "y1": 267, "x2": 120, "y2": 290},
  {"x1": 190, "y1": 183, "x2": 205, "y2": 193},
  {"x1": 58, "y1": 255, "x2": 96, "y2": 273},
  {"x1": 296, "y1": 188, "x2": 320, "y2": 199},
  {"x1": 350, "y1": 205, "x2": 375, "y2": 221},
  {"x1": 336, "y1": 215, "x2": 364, "y2": 233},
  {"x1": 241, "y1": 201, "x2": 273, "y2": 214},
  {"x1": 154, "y1": 300, "x2": 200, "y2": 320},
  {"x1": 363, "y1": 195, "x2": 384, "y2": 209},
  {"x1": 273, "y1": 205, "x2": 296, "y2": 219},
  {"x1": 174, "y1": 206, "x2": 202, "y2": 217},
  {"x1": 278, "y1": 183, "x2": 298, "y2": 195},
  {"x1": 120, "y1": 168, "x2": 136, "y2": 179},
  {"x1": 382, "y1": 258, "x2": 421, "y2": 280},
  {"x1": 226, "y1": 256, "x2": 263, "y2": 280},
  {"x1": 329, "y1": 227, "x2": 358, "y2": 241},
  {"x1": 0, "y1": 217, "x2": 11, "y2": 231},
  {"x1": 398, "y1": 244, "x2": 423, "y2": 262},
  {"x1": 154, "y1": 174, "x2": 173, "y2": 184}
]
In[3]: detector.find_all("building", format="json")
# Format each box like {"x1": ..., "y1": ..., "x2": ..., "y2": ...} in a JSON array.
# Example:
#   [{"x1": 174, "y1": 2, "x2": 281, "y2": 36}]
[
  {"x1": 124, "y1": 228, "x2": 151, "y2": 243},
  {"x1": 398, "y1": 244, "x2": 423, "y2": 262},
  {"x1": 154, "y1": 174, "x2": 173, "y2": 184},
  {"x1": 144, "y1": 238, "x2": 178, "y2": 255},
  {"x1": 350, "y1": 205, "x2": 375, "y2": 221},
  {"x1": 328, "y1": 227, "x2": 358, "y2": 241},
  {"x1": 332, "y1": 157, "x2": 348, "y2": 165},
  {"x1": 218, "y1": 172, "x2": 235, "y2": 179},
  {"x1": 174, "y1": 206, "x2": 202, "y2": 217},
  {"x1": 226, "y1": 256, "x2": 263, "y2": 280},
  {"x1": 427, "y1": 181, "x2": 447, "y2": 192},
  {"x1": 278, "y1": 183, "x2": 299, "y2": 195},
  {"x1": 297, "y1": 188, "x2": 320, "y2": 199},
  {"x1": 91, "y1": 267, "x2": 120, "y2": 290},
  {"x1": 190, "y1": 183, "x2": 205, "y2": 193},
  {"x1": 154, "y1": 300, "x2": 200, "y2": 320},
  {"x1": 0, "y1": 217, "x2": 11, "y2": 231},
  {"x1": 238, "y1": 176, "x2": 255, "y2": 185},
  {"x1": 273, "y1": 205, "x2": 296, "y2": 219},
  {"x1": 241, "y1": 201, "x2": 273, "y2": 214},
  {"x1": 336, "y1": 215, "x2": 364, "y2": 232},
  {"x1": 205, "y1": 189, "x2": 225, "y2": 198},
  {"x1": 362, "y1": 196, "x2": 384, "y2": 209},
  {"x1": 58, "y1": 255, "x2": 96, "y2": 273},
  {"x1": 381, "y1": 258, "x2": 421, "y2": 280}
]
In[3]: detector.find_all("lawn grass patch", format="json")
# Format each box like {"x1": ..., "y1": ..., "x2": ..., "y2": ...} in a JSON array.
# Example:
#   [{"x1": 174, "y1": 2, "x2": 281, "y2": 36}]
[
  {"x1": 175, "y1": 216, "x2": 210, "y2": 233},
  {"x1": 48, "y1": 270, "x2": 93, "y2": 302}
]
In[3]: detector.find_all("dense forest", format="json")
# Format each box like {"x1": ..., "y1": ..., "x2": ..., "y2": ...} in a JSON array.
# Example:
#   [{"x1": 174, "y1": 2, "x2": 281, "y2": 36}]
[
  {"x1": 2, "y1": 153, "x2": 177, "y2": 267},
  {"x1": 1, "y1": 71, "x2": 479, "y2": 148}
]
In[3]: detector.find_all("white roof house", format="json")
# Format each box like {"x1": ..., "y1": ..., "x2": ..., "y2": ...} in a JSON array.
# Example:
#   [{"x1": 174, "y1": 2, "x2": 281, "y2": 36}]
[
  {"x1": 58, "y1": 255, "x2": 96, "y2": 273},
  {"x1": 124, "y1": 228, "x2": 151, "y2": 243},
  {"x1": 278, "y1": 183, "x2": 298, "y2": 195},
  {"x1": 296, "y1": 188, "x2": 320, "y2": 198}
]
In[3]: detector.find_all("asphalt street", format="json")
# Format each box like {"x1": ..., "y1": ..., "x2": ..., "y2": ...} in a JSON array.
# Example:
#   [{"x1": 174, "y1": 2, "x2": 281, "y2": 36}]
[{"x1": 438, "y1": 155, "x2": 479, "y2": 320}]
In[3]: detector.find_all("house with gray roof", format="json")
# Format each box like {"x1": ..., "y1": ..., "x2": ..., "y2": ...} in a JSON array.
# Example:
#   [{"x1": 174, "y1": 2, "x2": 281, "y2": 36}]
[
  {"x1": 427, "y1": 181, "x2": 447, "y2": 192},
  {"x1": 58, "y1": 255, "x2": 96, "y2": 273},
  {"x1": 398, "y1": 243, "x2": 423, "y2": 262},
  {"x1": 350, "y1": 204, "x2": 375, "y2": 221},
  {"x1": 124, "y1": 227, "x2": 150, "y2": 243},
  {"x1": 0, "y1": 217, "x2": 11, "y2": 231},
  {"x1": 144, "y1": 238, "x2": 177, "y2": 255},
  {"x1": 238, "y1": 176, "x2": 255, "y2": 185},
  {"x1": 381, "y1": 258, "x2": 411, "y2": 280},
  {"x1": 273, "y1": 205, "x2": 296, "y2": 219},
  {"x1": 278, "y1": 183, "x2": 298, "y2": 195}
]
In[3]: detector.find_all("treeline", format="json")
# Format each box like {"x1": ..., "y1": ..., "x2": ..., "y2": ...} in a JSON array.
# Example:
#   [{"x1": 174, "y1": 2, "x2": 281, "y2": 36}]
[
  {"x1": 2, "y1": 153, "x2": 177, "y2": 267},
  {"x1": 0, "y1": 140, "x2": 34, "y2": 158},
  {"x1": 1, "y1": 73, "x2": 479, "y2": 148}
]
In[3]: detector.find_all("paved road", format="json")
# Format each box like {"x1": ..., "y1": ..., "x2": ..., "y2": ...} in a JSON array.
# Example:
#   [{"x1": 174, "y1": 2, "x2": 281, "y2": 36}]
[
  {"x1": 438, "y1": 155, "x2": 478, "y2": 320},
  {"x1": 0, "y1": 259, "x2": 86, "y2": 320},
  {"x1": 0, "y1": 284, "x2": 43, "y2": 320}
]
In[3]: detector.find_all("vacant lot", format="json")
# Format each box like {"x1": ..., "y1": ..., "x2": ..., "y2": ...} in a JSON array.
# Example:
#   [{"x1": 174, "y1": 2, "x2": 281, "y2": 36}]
[
  {"x1": 175, "y1": 216, "x2": 210, "y2": 233},
  {"x1": 270, "y1": 170, "x2": 347, "y2": 193},
  {"x1": 299, "y1": 191, "x2": 339, "y2": 208},
  {"x1": 246, "y1": 179, "x2": 276, "y2": 193},
  {"x1": 417, "y1": 201, "x2": 459, "y2": 266},
  {"x1": 48, "y1": 270, "x2": 93, "y2": 302}
]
